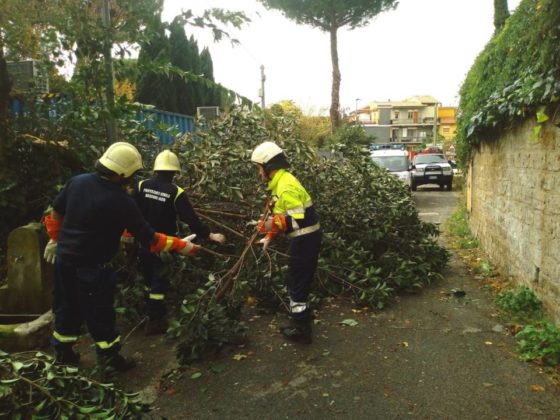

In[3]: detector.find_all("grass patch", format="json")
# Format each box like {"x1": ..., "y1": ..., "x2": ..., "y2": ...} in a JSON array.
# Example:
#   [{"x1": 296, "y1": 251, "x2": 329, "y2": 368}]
[
  {"x1": 496, "y1": 286, "x2": 560, "y2": 367},
  {"x1": 445, "y1": 204, "x2": 479, "y2": 249}
]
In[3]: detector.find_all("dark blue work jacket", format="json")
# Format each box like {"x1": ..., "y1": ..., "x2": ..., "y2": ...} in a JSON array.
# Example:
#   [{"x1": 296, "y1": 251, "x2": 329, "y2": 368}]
[
  {"x1": 134, "y1": 173, "x2": 210, "y2": 238},
  {"x1": 53, "y1": 173, "x2": 155, "y2": 265}
]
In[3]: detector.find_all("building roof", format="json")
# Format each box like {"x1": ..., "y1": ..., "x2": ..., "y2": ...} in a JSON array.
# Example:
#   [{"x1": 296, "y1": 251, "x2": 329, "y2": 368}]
[
  {"x1": 368, "y1": 100, "x2": 425, "y2": 109},
  {"x1": 405, "y1": 95, "x2": 439, "y2": 104},
  {"x1": 367, "y1": 96, "x2": 440, "y2": 110}
]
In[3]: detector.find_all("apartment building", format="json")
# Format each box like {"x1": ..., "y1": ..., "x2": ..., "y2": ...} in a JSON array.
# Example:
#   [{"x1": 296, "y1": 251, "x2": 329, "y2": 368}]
[{"x1": 355, "y1": 96, "x2": 442, "y2": 149}]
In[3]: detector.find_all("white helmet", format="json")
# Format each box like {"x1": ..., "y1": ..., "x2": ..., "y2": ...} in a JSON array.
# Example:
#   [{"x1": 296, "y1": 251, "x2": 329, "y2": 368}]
[
  {"x1": 251, "y1": 141, "x2": 283, "y2": 165},
  {"x1": 98, "y1": 142, "x2": 143, "y2": 178},
  {"x1": 154, "y1": 150, "x2": 181, "y2": 172}
]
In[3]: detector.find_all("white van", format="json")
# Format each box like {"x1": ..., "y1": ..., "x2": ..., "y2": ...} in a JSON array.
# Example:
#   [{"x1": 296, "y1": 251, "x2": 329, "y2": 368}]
[{"x1": 370, "y1": 149, "x2": 412, "y2": 188}]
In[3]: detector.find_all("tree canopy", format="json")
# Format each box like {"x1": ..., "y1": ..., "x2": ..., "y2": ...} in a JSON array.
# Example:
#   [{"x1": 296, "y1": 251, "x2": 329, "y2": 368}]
[{"x1": 259, "y1": 0, "x2": 398, "y2": 129}]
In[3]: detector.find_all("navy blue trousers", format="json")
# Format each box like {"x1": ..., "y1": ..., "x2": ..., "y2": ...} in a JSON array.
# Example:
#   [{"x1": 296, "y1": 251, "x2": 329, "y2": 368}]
[
  {"x1": 52, "y1": 258, "x2": 120, "y2": 356},
  {"x1": 138, "y1": 247, "x2": 168, "y2": 320},
  {"x1": 287, "y1": 230, "x2": 322, "y2": 321}
]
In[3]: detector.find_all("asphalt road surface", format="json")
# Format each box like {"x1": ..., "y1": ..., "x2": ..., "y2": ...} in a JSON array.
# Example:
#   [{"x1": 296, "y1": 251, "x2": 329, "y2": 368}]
[{"x1": 111, "y1": 185, "x2": 560, "y2": 419}]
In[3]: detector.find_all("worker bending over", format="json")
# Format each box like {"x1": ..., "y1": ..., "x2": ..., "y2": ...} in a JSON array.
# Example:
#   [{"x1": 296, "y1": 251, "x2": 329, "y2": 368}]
[{"x1": 251, "y1": 141, "x2": 321, "y2": 344}]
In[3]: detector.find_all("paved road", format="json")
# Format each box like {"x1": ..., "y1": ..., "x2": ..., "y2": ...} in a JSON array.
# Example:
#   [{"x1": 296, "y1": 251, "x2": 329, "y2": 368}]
[
  {"x1": 125, "y1": 186, "x2": 560, "y2": 419},
  {"x1": 413, "y1": 184, "x2": 459, "y2": 225}
]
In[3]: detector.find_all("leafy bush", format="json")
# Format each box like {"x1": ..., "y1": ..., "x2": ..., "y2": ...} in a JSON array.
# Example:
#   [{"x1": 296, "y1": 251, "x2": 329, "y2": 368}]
[
  {"x1": 151, "y1": 107, "x2": 448, "y2": 362},
  {"x1": 168, "y1": 286, "x2": 247, "y2": 364},
  {"x1": 496, "y1": 286, "x2": 543, "y2": 323},
  {"x1": 0, "y1": 351, "x2": 150, "y2": 418},
  {"x1": 516, "y1": 321, "x2": 560, "y2": 366}
]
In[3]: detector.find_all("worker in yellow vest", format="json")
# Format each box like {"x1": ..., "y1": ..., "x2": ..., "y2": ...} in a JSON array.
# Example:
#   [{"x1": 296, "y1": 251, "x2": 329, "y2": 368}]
[{"x1": 251, "y1": 141, "x2": 321, "y2": 344}]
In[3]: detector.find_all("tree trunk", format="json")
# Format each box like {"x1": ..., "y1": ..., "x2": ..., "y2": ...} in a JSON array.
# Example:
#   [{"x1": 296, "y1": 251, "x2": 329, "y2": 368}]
[
  {"x1": 0, "y1": 37, "x2": 11, "y2": 149},
  {"x1": 493, "y1": 0, "x2": 510, "y2": 33},
  {"x1": 329, "y1": 25, "x2": 341, "y2": 131}
]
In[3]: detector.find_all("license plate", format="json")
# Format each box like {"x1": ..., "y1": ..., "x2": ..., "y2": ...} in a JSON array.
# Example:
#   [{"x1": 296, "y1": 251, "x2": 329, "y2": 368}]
[{"x1": 429, "y1": 176, "x2": 438, "y2": 180}]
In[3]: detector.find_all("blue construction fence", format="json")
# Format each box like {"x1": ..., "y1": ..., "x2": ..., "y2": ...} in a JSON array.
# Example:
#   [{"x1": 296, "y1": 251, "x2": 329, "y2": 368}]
[
  {"x1": 9, "y1": 96, "x2": 195, "y2": 145},
  {"x1": 134, "y1": 108, "x2": 195, "y2": 145}
]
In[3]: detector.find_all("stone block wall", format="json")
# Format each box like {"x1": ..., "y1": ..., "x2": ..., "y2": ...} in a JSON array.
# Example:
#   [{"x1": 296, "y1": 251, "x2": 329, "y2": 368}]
[{"x1": 467, "y1": 119, "x2": 560, "y2": 321}]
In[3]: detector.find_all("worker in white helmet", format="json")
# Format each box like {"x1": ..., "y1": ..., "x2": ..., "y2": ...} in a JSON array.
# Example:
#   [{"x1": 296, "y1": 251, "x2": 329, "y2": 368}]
[
  {"x1": 251, "y1": 141, "x2": 321, "y2": 344},
  {"x1": 132, "y1": 149, "x2": 226, "y2": 335},
  {"x1": 43, "y1": 142, "x2": 199, "y2": 372}
]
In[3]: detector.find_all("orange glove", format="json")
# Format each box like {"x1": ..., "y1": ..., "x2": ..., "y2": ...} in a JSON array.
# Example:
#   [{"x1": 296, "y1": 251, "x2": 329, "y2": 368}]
[{"x1": 44, "y1": 214, "x2": 61, "y2": 241}]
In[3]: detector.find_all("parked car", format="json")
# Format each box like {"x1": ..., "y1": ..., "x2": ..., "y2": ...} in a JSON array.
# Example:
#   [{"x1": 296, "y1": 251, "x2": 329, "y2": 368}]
[
  {"x1": 370, "y1": 149, "x2": 412, "y2": 188},
  {"x1": 411, "y1": 153, "x2": 453, "y2": 191}
]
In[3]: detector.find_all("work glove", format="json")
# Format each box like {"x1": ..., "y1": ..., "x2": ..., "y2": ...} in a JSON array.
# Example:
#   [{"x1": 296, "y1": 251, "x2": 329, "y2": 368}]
[
  {"x1": 209, "y1": 232, "x2": 226, "y2": 244},
  {"x1": 256, "y1": 217, "x2": 273, "y2": 233},
  {"x1": 258, "y1": 236, "x2": 272, "y2": 251},
  {"x1": 178, "y1": 236, "x2": 201, "y2": 257},
  {"x1": 120, "y1": 229, "x2": 134, "y2": 245},
  {"x1": 44, "y1": 239, "x2": 57, "y2": 264}
]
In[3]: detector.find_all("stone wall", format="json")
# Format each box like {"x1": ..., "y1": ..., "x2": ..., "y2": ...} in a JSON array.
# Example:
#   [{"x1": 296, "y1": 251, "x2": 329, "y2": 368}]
[{"x1": 467, "y1": 119, "x2": 560, "y2": 322}]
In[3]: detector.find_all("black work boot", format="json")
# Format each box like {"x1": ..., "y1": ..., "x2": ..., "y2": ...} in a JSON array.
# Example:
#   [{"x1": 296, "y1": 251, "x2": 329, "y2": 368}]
[
  {"x1": 54, "y1": 347, "x2": 80, "y2": 365},
  {"x1": 281, "y1": 318, "x2": 312, "y2": 344},
  {"x1": 144, "y1": 317, "x2": 168, "y2": 336},
  {"x1": 98, "y1": 353, "x2": 137, "y2": 373}
]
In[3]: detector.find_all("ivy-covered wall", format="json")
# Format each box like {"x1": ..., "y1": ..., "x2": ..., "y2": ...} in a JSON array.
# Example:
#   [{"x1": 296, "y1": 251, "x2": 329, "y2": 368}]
[
  {"x1": 460, "y1": 0, "x2": 560, "y2": 321},
  {"x1": 457, "y1": 0, "x2": 560, "y2": 165}
]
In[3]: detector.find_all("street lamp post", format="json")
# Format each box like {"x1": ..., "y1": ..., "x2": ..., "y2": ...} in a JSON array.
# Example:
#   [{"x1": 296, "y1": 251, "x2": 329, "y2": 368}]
[{"x1": 355, "y1": 98, "x2": 361, "y2": 123}]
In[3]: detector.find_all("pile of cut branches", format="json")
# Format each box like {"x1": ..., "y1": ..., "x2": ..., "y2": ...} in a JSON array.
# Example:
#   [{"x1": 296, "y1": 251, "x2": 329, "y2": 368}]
[{"x1": 123, "y1": 107, "x2": 448, "y2": 363}]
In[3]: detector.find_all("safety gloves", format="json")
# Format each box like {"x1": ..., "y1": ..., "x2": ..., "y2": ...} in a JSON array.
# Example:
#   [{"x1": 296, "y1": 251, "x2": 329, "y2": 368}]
[
  {"x1": 43, "y1": 214, "x2": 61, "y2": 264},
  {"x1": 44, "y1": 240, "x2": 57, "y2": 264},
  {"x1": 209, "y1": 232, "x2": 226, "y2": 244},
  {"x1": 256, "y1": 214, "x2": 286, "y2": 251}
]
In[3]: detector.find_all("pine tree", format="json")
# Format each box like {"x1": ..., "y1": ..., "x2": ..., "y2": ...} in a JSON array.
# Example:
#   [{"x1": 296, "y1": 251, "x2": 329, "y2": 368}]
[{"x1": 135, "y1": 19, "x2": 173, "y2": 110}]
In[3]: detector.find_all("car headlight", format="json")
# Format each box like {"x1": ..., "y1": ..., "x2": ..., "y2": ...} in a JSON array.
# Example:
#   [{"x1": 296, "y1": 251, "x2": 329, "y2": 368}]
[{"x1": 442, "y1": 167, "x2": 452, "y2": 173}]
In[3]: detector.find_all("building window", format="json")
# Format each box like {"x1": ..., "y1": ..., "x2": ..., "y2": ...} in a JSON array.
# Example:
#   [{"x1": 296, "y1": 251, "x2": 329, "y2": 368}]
[
  {"x1": 420, "y1": 131, "x2": 426, "y2": 138},
  {"x1": 443, "y1": 127, "x2": 450, "y2": 133},
  {"x1": 394, "y1": 111, "x2": 400, "y2": 119},
  {"x1": 402, "y1": 128, "x2": 408, "y2": 137},
  {"x1": 407, "y1": 111, "x2": 414, "y2": 119}
]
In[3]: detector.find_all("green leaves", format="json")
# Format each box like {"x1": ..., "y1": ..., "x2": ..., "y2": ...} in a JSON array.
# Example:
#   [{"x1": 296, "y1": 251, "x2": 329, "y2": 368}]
[
  {"x1": 340, "y1": 319, "x2": 359, "y2": 327},
  {"x1": 457, "y1": 0, "x2": 560, "y2": 162},
  {"x1": 0, "y1": 351, "x2": 150, "y2": 418}
]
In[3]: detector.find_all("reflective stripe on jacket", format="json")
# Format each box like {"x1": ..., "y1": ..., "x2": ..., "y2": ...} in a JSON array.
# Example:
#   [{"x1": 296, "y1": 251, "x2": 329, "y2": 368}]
[{"x1": 267, "y1": 169, "x2": 319, "y2": 234}]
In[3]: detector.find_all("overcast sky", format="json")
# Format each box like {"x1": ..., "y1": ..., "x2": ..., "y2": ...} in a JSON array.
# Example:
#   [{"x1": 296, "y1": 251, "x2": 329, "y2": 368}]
[{"x1": 162, "y1": 0, "x2": 521, "y2": 114}]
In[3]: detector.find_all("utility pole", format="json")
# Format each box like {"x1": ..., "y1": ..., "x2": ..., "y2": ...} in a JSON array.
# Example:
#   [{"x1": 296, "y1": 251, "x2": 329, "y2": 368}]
[
  {"x1": 432, "y1": 101, "x2": 438, "y2": 147},
  {"x1": 259, "y1": 65, "x2": 266, "y2": 108},
  {"x1": 101, "y1": 0, "x2": 117, "y2": 143},
  {"x1": 355, "y1": 98, "x2": 361, "y2": 124}
]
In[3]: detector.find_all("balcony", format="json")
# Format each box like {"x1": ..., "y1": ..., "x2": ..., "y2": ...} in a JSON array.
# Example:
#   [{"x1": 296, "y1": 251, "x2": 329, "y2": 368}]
[{"x1": 391, "y1": 117, "x2": 436, "y2": 125}]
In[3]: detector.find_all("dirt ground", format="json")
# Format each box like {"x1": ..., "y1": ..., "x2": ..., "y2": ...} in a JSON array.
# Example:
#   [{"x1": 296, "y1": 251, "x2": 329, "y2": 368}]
[{"x1": 78, "y1": 187, "x2": 560, "y2": 419}]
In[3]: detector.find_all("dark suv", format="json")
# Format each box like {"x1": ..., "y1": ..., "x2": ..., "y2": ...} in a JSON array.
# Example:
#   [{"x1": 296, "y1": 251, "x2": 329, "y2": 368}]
[{"x1": 411, "y1": 153, "x2": 453, "y2": 191}]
